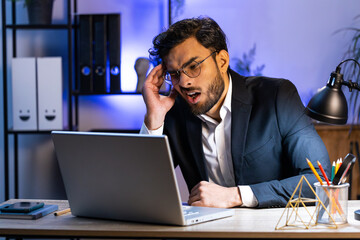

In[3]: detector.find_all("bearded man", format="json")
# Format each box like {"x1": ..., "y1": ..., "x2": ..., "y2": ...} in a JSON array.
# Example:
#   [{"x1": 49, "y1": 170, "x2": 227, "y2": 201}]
[{"x1": 140, "y1": 16, "x2": 330, "y2": 208}]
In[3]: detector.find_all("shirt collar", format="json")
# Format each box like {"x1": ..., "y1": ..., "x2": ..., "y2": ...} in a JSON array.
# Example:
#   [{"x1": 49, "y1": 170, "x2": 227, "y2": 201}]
[{"x1": 223, "y1": 73, "x2": 232, "y2": 113}]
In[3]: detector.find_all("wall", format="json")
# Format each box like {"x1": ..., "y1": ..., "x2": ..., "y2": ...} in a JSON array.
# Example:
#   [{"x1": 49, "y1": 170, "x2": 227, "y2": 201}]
[
  {"x1": 173, "y1": 0, "x2": 360, "y2": 105},
  {"x1": 1, "y1": 0, "x2": 360, "y2": 202}
]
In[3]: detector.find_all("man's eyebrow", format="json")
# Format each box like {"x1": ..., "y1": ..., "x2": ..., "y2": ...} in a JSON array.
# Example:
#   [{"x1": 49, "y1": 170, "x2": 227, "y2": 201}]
[
  {"x1": 182, "y1": 56, "x2": 199, "y2": 68},
  {"x1": 166, "y1": 56, "x2": 199, "y2": 72}
]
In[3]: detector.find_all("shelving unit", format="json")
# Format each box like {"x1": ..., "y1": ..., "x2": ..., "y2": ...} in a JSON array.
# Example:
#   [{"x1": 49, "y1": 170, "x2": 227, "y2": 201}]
[{"x1": 1, "y1": 0, "x2": 78, "y2": 200}]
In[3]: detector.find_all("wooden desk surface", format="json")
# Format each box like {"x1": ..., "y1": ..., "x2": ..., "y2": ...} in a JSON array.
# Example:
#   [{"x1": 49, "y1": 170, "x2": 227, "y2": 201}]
[{"x1": 1, "y1": 199, "x2": 360, "y2": 239}]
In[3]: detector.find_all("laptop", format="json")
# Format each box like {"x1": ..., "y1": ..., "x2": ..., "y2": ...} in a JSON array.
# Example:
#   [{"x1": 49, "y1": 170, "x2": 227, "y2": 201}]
[{"x1": 51, "y1": 131, "x2": 234, "y2": 226}]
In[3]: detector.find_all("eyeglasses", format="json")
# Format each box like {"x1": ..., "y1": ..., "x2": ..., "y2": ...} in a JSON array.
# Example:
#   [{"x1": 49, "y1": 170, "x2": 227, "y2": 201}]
[{"x1": 163, "y1": 51, "x2": 217, "y2": 86}]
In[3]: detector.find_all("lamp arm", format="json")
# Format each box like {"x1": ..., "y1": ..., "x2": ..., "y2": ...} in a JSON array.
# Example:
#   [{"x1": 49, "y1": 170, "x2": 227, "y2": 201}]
[
  {"x1": 336, "y1": 58, "x2": 360, "y2": 72},
  {"x1": 342, "y1": 80, "x2": 360, "y2": 92},
  {"x1": 335, "y1": 59, "x2": 360, "y2": 92}
]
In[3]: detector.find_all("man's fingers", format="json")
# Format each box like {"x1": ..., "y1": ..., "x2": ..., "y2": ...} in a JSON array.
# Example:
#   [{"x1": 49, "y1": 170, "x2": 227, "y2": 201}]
[
  {"x1": 187, "y1": 181, "x2": 242, "y2": 208},
  {"x1": 189, "y1": 182, "x2": 205, "y2": 199},
  {"x1": 148, "y1": 63, "x2": 162, "y2": 77},
  {"x1": 189, "y1": 187, "x2": 199, "y2": 198},
  {"x1": 190, "y1": 181, "x2": 208, "y2": 193},
  {"x1": 146, "y1": 64, "x2": 164, "y2": 87},
  {"x1": 189, "y1": 200, "x2": 203, "y2": 207},
  {"x1": 188, "y1": 194, "x2": 201, "y2": 205},
  {"x1": 190, "y1": 182, "x2": 200, "y2": 194},
  {"x1": 188, "y1": 181, "x2": 210, "y2": 206}
]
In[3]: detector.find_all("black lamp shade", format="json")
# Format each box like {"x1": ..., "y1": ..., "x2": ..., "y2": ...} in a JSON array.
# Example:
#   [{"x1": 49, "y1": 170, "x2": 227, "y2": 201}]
[{"x1": 305, "y1": 85, "x2": 348, "y2": 124}]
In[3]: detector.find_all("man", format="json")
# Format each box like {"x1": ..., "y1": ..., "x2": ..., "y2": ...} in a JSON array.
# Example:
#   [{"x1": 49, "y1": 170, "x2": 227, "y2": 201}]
[{"x1": 140, "y1": 16, "x2": 330, "y2": 208}]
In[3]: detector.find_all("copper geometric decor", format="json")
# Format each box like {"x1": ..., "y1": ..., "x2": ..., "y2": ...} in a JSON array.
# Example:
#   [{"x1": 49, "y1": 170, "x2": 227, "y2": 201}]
[{"x1": 275, "y1": 175, "x2": 338, "y2": 230}]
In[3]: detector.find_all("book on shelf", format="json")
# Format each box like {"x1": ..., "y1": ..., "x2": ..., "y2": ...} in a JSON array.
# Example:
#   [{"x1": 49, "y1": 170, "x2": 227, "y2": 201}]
[{"x1": 0, "y1": 204, "x2": 58, "y2": 220}]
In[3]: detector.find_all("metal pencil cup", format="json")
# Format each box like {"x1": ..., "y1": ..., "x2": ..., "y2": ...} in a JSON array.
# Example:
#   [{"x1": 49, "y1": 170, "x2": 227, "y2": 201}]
[{"x1": 314, "y1": 182, "x2": 349, "y2": 225}]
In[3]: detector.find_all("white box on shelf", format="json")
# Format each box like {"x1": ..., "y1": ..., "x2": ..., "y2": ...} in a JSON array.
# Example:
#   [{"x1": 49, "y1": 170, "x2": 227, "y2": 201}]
[
  {"x1": 11, "y1": 57, "x2": 38, "y2": 130},
  {"x1": 37, "y1": 57, "x2": 63, "y2": 130}
]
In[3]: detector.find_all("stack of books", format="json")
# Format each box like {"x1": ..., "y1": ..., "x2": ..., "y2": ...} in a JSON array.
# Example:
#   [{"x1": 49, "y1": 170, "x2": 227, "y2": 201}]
[{"x1": 0, "y1": 202, "x2": 58, "y2": 220}]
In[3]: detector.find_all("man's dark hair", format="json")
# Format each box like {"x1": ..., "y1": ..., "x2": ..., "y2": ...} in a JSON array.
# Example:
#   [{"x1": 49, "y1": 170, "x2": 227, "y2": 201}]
[{"x1": 149, "y1": 16, "x2": 228, "y2": 63}]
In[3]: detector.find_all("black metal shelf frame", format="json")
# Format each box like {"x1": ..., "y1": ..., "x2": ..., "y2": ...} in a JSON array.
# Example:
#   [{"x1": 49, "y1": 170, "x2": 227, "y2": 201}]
[
  {"x1": 1, "y1": 0, "x2": 78, "y2": 200},
  {"x1": 5, "y1": 24, "x2": 74, "y2": 29}
]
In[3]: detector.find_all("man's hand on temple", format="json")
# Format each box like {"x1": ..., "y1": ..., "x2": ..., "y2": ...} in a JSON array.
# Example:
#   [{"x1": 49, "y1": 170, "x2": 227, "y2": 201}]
[
  {"x1": 188, "y1": 181, "x2": 242, "y2": 208},
  {"x1": 142, "y1": 64, "x2": 178, "y2": 130}
]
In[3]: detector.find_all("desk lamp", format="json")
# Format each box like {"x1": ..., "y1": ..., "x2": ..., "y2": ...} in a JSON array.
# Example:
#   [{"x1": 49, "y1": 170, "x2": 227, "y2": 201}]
[
  {"x1": 305, "y1": 59, "x2": 360, "y2": 125},
  {"x1": 304, "y1": 58, "x2": 360, "y2": 220}
]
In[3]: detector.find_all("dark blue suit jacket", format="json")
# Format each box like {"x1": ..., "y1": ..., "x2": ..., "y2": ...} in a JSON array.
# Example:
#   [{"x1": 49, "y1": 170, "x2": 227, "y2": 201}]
[{"x1": 164, "y1": 69, "x2": 330, "y2": 208}]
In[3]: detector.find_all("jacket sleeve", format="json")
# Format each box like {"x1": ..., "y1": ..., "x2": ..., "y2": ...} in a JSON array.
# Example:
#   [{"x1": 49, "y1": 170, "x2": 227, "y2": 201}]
[{"x1": 250, "y1": 80, "x2": 331, "y2": 208}]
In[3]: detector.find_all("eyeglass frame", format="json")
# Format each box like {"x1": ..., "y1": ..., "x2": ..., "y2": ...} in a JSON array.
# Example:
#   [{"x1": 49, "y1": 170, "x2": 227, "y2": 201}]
[{"x1": 163, "y1": 50, "x2": 218, "y2": 86}]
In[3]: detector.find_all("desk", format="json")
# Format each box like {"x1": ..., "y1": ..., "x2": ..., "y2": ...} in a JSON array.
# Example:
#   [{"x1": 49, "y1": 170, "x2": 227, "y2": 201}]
[{"x1": 1, "y1": 199, "x2": 360, "y2": 239}]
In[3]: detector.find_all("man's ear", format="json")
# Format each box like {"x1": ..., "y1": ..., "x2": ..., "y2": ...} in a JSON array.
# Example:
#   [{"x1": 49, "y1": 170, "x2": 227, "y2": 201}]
[{"x1": 216, "y1": 50, "x2": 229, "y2": 74}]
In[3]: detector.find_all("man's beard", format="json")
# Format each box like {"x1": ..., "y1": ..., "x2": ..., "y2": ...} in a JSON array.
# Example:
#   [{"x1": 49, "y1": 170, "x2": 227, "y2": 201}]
[{"x1": 189, "y1": 68, "x2": 225, "y2": 116}]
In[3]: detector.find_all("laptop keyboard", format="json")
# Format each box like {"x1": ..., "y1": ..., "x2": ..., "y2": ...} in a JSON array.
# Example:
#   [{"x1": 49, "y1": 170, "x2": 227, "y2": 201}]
[{"x1": 182, "y1": 205, "x2": 199, "y2": 217}]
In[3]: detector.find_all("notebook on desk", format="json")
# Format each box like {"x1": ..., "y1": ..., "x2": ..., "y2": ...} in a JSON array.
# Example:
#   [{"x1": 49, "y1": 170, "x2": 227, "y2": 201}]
[{"x1": 51, "y1": 131, "x2": 234, "y2": 226}]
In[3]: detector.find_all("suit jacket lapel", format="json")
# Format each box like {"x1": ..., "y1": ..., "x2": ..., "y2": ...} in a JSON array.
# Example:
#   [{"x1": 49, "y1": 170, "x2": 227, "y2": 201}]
[{"x1": 230, "y1": 70, "x2": 253, "y2": 185}]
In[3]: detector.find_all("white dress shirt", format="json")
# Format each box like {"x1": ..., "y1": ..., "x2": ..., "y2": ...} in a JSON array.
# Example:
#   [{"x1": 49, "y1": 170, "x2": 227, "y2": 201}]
[{"x1": 140, "y1": 75, "x2": 258, "y2": 207}]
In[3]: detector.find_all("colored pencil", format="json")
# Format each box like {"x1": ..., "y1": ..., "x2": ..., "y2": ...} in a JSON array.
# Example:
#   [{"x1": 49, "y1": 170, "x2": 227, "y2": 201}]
[
  {"x1": 54, "y1": 208, "x2": 71, "y2": 216},
  {"x1": 335, "y1": 159, "x2": 340, "y2": 175},
  {"x1": 306, "y1": 158, "x2": 323, "y2": 184},
  {"x1": 317, "y1": 161, "x2": 331, "y2": 186},
  {"x1": 339, "y1": 157, "x2": 343, "y2": 169},
  {"x1": 331, "y1": 161, "x2": 335, "y2": 182}
]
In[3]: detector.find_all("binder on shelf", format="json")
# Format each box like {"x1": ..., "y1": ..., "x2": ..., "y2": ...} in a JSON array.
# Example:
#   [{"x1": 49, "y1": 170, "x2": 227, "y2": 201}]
[
  {"x1": 79, "y1": 15, "x2": 93, "y2": 93},
  {"x1": 78, "y1": 13, "x2": 122, "y2": 94},
  {"x1": 11, "y1": 57, "x2": 38, "y2": 130},
  {"x1": 37, "y1": 57, "x2": 63, "y2": 131},
  {"x1": 93, "y1": 14, "x2": 107, "y2": 93},
  {"x1": 108, "y1": 14, "x2": 121, "y2": 93}
]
